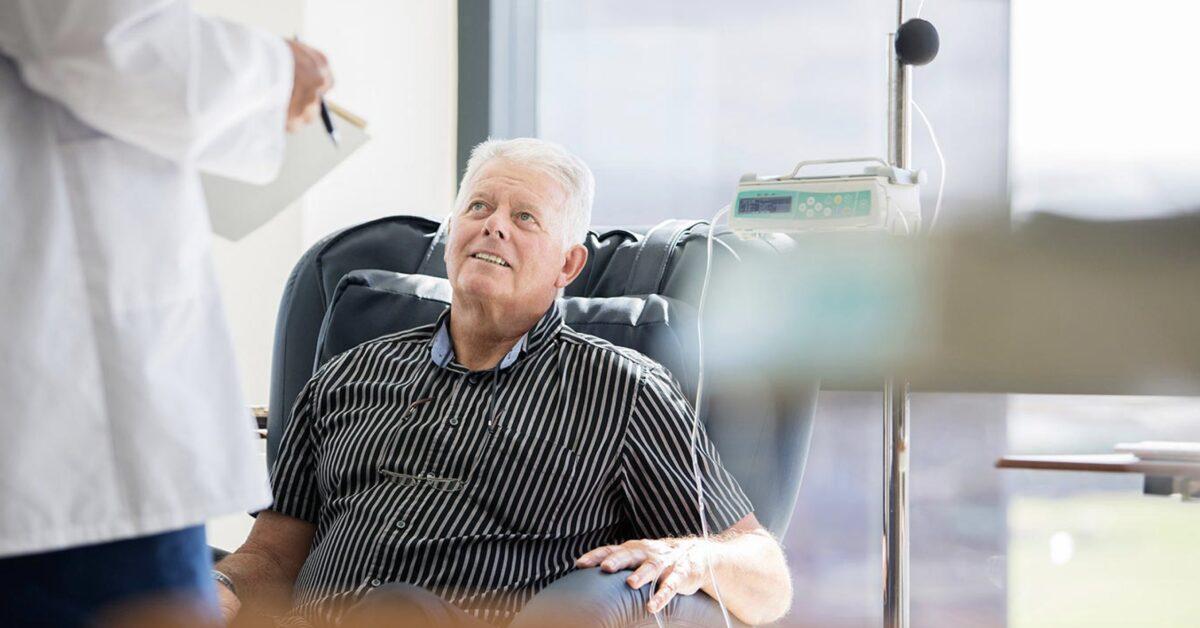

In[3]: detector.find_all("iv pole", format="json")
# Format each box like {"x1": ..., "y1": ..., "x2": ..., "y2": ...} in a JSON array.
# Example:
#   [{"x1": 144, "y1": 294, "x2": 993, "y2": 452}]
[{"x1": 884, "y1": 3, "x2": 938, "y2": 627}]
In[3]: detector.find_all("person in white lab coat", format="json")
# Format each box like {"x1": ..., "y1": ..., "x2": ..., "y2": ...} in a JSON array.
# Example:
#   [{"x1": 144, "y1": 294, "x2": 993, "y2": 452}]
[{"x1": 0, "y1": 0, "x2": 332, "y2": 624}]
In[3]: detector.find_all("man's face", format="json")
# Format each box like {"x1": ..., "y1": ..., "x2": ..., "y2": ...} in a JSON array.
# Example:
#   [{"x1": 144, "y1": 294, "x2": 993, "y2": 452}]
[{"x1": 445, "y1": 160, "x2": 585, "y2": 312}]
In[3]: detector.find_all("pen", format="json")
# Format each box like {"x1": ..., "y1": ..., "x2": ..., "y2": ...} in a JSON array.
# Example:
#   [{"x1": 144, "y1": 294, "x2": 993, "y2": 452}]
[
  {"x1": 319, "y1": 99, "x2": 339, "y2": 146},
  {"x1": 293, "y1": 35, "x2": 339, "y2": 147}
]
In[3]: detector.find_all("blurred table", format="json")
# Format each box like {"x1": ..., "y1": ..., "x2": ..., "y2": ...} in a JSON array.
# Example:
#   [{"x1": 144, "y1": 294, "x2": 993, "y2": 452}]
[{"x1": 997, "y1": 453, "x2": 1200, "y2": 500}]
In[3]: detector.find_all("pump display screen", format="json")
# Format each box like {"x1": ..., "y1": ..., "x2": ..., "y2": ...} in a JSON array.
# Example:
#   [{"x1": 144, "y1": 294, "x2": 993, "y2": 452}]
[{"x1": 738, "y1": 195, "x2": 792, "y2": 215}]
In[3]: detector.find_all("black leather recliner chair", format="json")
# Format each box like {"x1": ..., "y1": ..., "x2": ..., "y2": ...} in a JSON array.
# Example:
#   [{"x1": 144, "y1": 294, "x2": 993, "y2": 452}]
[{"x1": 263, "y1": 215, "x2": 818, "y2": 626}]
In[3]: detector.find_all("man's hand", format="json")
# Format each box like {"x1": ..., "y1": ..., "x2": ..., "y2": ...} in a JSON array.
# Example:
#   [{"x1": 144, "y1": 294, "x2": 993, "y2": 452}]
[
  {"x1": 576, "y1": 516, "x2": 792, "y2": 625},
  {"x1": 576, "y1": 538, "x2": 713, "y2": 614},
  {"x1": 216, "y1": 579, "x2": 241, "y2": 624},
  {"x1": 284, "y1": 39, "x2": 333, "y2": 132}
]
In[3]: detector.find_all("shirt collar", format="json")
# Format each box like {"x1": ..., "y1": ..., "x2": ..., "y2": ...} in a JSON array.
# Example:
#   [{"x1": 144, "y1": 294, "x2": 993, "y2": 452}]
[{"x1": 429, "y1": 302, "x2": 562, "y2": 371}]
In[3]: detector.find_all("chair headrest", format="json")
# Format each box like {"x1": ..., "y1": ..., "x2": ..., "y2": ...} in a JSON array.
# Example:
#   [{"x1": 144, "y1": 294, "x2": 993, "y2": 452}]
[{"x1": 317, "y1": 270, "x2": 700, "y2": 398}]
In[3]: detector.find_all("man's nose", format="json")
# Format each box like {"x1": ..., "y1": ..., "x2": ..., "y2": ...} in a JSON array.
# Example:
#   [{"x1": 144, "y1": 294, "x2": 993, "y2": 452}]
[{"x1": 482, "y1": 210, "x2": 509, "y2": 240}]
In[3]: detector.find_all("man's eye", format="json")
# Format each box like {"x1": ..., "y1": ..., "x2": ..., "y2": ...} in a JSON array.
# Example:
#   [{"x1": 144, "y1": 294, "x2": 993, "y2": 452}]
[
  {"x1": 468, "y1": 201, "x2": 487, "y2": 212},
  {"x1": 517, "y1": 211, "x2": 535, "y2": 222}
]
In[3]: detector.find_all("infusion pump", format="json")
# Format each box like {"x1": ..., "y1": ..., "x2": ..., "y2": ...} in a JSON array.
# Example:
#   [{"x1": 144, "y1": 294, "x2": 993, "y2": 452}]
[{"x1": 730, "y1": 158, "x2": 925, "y2": 237}]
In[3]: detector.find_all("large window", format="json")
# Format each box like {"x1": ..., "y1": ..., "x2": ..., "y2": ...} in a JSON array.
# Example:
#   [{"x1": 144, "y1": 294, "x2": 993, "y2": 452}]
[
  {"x1": 1005, "y1": 2, "x2": 1200, "y2": 625},
  {"x1": 537, "y1": 1, "x2": 890, "y2": 225},
  {"x1": 1004, "y1": 394, "x2": 1200, "y2": 627},
  {"x1": 533, "y1": 0, "x2": 1010, "y2": 229}
]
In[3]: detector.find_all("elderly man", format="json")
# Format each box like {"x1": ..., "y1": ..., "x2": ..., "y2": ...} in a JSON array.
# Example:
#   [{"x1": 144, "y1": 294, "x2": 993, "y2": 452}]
[{"x1": 214, "y1": 138, "x2": 791, "y2": 627}]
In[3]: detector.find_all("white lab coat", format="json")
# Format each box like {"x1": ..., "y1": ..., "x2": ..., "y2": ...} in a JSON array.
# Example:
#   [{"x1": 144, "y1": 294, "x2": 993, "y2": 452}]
[{"x1": 0, "y1": 0, "x2": 291, "y2": 557}]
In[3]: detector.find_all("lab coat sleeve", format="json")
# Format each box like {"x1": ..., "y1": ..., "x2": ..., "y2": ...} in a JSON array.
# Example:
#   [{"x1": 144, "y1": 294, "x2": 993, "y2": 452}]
[{"x1": 0, "y1": 0, "x2": 294, "y2": 183}]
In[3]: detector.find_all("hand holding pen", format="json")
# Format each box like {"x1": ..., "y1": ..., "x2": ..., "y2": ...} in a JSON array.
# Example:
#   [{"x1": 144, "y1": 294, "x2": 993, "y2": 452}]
[{"x1": 284, "y1": 37, "x2": 336, "y2": 143}]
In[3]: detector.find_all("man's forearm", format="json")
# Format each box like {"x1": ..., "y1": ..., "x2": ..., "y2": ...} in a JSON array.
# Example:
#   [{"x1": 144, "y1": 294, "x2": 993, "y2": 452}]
[
  {"x1": 214, "y1": 545, "x2": 300, "y2": 616},
  {"x1": 700, "y1": 529, "x2": 792, "y2": 625}
]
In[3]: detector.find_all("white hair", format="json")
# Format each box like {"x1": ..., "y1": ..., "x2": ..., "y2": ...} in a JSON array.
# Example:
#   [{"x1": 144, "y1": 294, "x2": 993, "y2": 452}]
[{"x1": 451, "y1": 137, "x2": 594, "y2": 247}]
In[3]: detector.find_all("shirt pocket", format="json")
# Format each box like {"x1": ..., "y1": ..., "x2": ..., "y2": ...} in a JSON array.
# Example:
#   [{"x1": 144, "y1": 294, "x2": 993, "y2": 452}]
[{"x1": 467, "y1": 428, "x2": 579, "y2": 535}]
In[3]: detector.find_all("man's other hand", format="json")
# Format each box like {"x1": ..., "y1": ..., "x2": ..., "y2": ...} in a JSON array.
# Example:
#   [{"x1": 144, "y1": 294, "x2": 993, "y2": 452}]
[
  {"x1": 285, "y1": 39, "x2": 334, "y2": 132},
  {"x1": 575, "y1": 538, "x2": 711, "y2": 614}
]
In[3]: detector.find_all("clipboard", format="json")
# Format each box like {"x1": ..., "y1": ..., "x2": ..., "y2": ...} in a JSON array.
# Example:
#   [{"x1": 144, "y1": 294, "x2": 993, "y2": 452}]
[{"x1": 203, "y1": 101, "x2": 370, "y2": 241}]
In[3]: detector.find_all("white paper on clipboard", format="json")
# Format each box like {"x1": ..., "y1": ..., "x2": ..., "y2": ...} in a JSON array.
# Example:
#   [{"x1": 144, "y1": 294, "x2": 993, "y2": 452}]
[{"x1": 203, "y1": 102, "x2": 369, "y2": 241}]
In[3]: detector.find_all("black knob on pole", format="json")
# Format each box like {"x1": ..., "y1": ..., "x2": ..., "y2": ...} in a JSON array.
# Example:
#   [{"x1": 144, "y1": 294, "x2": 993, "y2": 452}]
[{"x1": 895, "y1": 18, "x2": 939, "y2": 66}]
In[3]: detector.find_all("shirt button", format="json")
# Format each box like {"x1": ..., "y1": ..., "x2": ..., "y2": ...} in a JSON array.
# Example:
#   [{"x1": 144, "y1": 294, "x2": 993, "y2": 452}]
[
  {"x1": 370, "y1": 578, "x2": 382, "y2": 587},
  {"x1": 395, "y1": 520, "x2": 407, "y2": 530},
  {"x1": 448, "y1": 417, "x2": 459, "y2": 427}
]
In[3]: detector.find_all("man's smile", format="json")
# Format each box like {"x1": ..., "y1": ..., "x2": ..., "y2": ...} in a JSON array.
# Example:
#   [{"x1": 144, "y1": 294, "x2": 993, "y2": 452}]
[{"x1": 470, "y1": 252, "x2": 511, "y2": 268}]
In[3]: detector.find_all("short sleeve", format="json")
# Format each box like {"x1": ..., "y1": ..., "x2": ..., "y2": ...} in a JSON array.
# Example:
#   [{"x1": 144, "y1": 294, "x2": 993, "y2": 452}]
[
  {"x1": 269, "y1": 376, "x2": 323, "y2": 524},
  {"x1": 619, "y1": 365, "x2": 754, "y2": 539}
]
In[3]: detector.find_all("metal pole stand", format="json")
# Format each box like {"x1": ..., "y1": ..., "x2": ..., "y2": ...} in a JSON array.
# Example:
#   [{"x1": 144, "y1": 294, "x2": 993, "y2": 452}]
[
  {"x1": 882, "y1": 378, "x2": 911, "y2": 628},
  {"x1": 884, "y1": 2, "x2": 937, "y2": 626}
]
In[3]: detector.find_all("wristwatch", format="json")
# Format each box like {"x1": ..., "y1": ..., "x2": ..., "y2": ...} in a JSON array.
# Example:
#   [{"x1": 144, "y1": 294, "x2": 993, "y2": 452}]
[{"x1": 212, "y1": 570, "x2": 237, "y2": 596}]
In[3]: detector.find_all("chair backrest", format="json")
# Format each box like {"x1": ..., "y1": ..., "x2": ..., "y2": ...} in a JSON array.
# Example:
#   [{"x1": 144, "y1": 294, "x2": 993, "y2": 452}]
[{"x1": 267, "y1": 215, "x2": 817, "y2": 534}]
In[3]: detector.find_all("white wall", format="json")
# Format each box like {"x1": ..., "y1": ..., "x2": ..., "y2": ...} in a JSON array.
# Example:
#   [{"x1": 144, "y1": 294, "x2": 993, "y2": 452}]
[
  {"x1": 197, "y1": 0, "x2": 457, "y2": 406},
  {"x1": 301, "y1": 1, "x2": 459, "y2": 247}
]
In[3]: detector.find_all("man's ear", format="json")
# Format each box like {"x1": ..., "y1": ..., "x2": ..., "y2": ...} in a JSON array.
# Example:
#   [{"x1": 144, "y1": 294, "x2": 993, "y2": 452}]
[{"x1": 555, "y1": 244, "x2": 588, "y2": 289}]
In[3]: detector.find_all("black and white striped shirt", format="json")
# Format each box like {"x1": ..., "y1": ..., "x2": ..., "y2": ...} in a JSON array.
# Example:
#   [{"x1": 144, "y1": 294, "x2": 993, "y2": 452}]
[{"x1": 270, "y1": 303, "x2": 753, "y2": 625}]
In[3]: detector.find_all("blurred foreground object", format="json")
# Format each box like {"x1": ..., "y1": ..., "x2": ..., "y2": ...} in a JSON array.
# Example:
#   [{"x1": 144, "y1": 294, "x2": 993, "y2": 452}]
[{"x1": 709, "y1": 214, "x2": 1200, "y2": 395}]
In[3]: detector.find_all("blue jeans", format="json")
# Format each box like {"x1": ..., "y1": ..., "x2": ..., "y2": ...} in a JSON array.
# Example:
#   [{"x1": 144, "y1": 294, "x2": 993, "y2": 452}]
[{"x1": 0, "y1": 525, "x2": 216, "y2": 627}]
